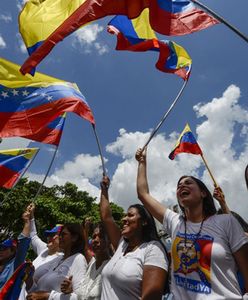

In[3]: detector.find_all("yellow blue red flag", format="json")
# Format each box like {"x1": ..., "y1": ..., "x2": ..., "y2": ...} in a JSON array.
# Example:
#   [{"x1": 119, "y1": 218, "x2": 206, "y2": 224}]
[
  {"x1": 0, "y1": 57, "x2": 94, "y2": 139},
  {"x1": 108, "y1": 9, "x2": 192, "y2": 80},
  {"x1": 169, "y1": 123, "x2": 202, "y2": 160},
  {"x1": 0, "y1": 148, "x2": 39, "y2": 189},
  {"x1": 0, "y1": 262, "x2": 33, "y2": 299},
  {"x1": 20, "y1": 0, "x2": 217, "y2": 75}
]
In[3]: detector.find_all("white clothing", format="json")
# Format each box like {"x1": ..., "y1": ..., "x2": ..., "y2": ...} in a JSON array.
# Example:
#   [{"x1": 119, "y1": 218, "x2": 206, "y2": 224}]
[
  {"x1": 19, "y1": 219, "x2": 63, "y2": 300},
  {"x1": 31, "y1": 253, "x2": 87, "y2": 300},
  {"x1": 163, "y1": 209, "x2": 248, "y2": 300},
  {"x1": 30, "y1": 219, "x2": 63, "y2": 272},
  {"x1": 30, "y1": 218, "x2": 47, "y2": 255},
  {"x1": 66, "y1": 257, "x2": 109, "y2": 300},
  {"x1": 101, "y1": 238, "x2": 168, "y2": 300}
]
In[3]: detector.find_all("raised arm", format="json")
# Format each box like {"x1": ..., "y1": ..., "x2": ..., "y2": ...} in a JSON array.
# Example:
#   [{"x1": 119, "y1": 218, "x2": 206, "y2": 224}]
[
  {"x1": 28, "y1": 203, "x2": 47, "y2": 255},
  {"x1": 213, "y1": 186, "x2": 230, "y2": 214},
  {"x1": 100, "y1": 176, "x2": 121, "y2": 250},
  {"x1": 14, "y1": 209, "x2": 31, "y2": 269},
  {"x1": 136, "y1": 148, "x2": 166, "y2": 224}
]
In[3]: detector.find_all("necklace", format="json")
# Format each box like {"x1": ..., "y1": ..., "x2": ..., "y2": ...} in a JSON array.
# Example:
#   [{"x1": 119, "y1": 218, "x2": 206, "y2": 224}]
[
  {"x1": 124, "y1": 243, "x2": 140, "y2": 255},
  {"x1": 183, "y1": 217, "x2": 205, "y2": 256},
  {"x1": 52, "y1": 257, "x2": 65, "y2": 271}
]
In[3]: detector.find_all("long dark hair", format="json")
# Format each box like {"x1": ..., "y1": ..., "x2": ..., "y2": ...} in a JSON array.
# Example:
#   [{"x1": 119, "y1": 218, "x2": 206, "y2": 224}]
[
  {"x1": 177, "y1": 176, "x2": 217, "y2": 218},
  {"x1": 61, "y1": 223, "x2": 85, "y2": 256},
  {"x1": 129, "y1": 204, "x2": 160, "y2": 243}
]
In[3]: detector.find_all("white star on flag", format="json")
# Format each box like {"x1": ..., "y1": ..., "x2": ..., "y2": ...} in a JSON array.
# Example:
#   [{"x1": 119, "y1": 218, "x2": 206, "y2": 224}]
[
  {"x1": 1, "y1": 91, "x2": 9, "y2": 98},
  {"x1": 22, "y1": 90, "x2": 29, "y2": 96},
  {"x1": 47, "y1": 95, "x2": 53, "y2": 101},
  {"x1": 12, "y1": 89, "x2": 19, "y2": 96}
]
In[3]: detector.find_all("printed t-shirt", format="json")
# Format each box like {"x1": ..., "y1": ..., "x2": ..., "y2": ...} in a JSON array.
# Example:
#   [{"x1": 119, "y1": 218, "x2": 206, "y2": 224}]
[{"x1": 163, "y1": 209, "x2": 248, "y2": 300}]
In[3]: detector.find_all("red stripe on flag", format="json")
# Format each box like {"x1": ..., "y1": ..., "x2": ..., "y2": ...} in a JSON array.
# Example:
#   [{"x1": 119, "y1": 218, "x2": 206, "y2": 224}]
[
  {"x1": 170, "y1": 142, "x2": 202, "y2": 160},
  {"x1": 149, "y1": 5, "x2": 219, "y2": 36},
  {"x1": 0, "y1": 97, "x2": 94, "y2": 138},
  {"x1": 0, "y1": 165, "x2": 20, "y2": 188}
]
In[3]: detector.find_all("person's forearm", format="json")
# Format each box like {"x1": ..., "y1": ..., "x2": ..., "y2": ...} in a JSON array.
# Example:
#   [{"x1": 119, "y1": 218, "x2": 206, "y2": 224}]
[
  {"x1": 137, "y1": 161, "x2": 166, "y2": 223},
  {"x1": 100, "y1": 188, "x2": 112, "y2": 221},
  {"x1": 137, "y1": 161, "x2": 149, "y2": 197},
  {"x1": 219, "y1": 201, "x2": 231, "y2": 214},
  {"x1": 22, "y1": 220, "x2": 31, "y2": 237}
]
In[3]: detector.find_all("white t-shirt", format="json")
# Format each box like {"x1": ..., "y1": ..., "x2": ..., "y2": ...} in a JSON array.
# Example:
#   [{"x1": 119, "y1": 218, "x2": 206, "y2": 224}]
[
  {"x1": 101, "y1": 238, "x2": 168, "y2": 300},
  {"x1": 19, "y1": 220, "x2": 63, "y2": 300},
  {"x1": 30, "y1": 253, "x2": 87, "y2": 300},
  {"x1": 66, "y1": 257, "x2": 109, "y2": 300},
  {"x1": 163, "y1": 209, "x2": 248, "y2": 300}
]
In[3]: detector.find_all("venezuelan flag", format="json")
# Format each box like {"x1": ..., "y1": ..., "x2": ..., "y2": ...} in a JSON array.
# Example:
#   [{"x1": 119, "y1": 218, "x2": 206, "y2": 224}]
[
  {"x1": 19, "y1": 0, "x2": 87, "y2": 55},
  {"x1": 19, "y1": 0, "x2": 217, "y2": 75},
  {"x1": 19, "y1": 0, "x2": 150, "y2": 75},
  {"x1": 0, "y1": 57, "x2": 94, "y2": 139},
  {"x1": 108, "y1": 9, "x2": 192, "y2": 80},
  {"x1": 0, "y1": 262, "x2": 33, "y2": 299},
  {"x1": 0, "y1": 148, "x2": 39, "y2": 189},
  {"x1": 149, "y1": 0, "x2": 219, "y2": 36},
  {"x1": 23, "y1": 113, "x2": 66, "y2": 146},
  {"x1": 169, "y1": 123, "x2": 202, "y2": 160}
]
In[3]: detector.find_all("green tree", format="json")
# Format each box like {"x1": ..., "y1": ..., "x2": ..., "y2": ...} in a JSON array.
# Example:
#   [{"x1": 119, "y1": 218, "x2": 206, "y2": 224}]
[{"x1": 0, "y1": 179, "x2": 124, "y2": 241}]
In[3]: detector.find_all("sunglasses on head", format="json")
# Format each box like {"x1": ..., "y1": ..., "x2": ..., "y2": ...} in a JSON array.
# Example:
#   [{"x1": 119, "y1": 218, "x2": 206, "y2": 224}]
[{"x1": 46, "y1": 233, "x2": 58, "y2": 238}]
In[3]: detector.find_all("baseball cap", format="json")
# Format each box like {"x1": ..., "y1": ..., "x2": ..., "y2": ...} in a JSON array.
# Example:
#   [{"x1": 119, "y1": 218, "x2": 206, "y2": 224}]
[
  {"x1": 0, "y1": 239, "x2": 17, "y2": 249},
  {"x1": 44, "y1": 224, "x2": 63, "y2": 236}
]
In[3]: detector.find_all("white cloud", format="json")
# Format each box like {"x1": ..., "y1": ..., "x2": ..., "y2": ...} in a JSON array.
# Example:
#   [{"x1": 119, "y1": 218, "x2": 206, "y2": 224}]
[
  {"x1": 16, "y1": 0, "x2": 28, "y2": 11},
  {"x1": 16, "y1": 33, "x2": 27, "y2": 54},
  {"x1": 0, "y1": 35, "x2": 6, "y2": 49},
  {"x1": 27, "y1": 153, "x2": 104, "y2": 200},
  {"x1": 0, "y1": 14, "x2": 12, "y2": 23},
  {"x1": 72, "y1": 24, "x2": 109, "y2": 55}
]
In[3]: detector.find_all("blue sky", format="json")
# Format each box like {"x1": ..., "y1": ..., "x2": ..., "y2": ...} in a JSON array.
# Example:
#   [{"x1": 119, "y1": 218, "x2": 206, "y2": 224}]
[{"x1": 0, "y1": 0, "x2": 248, "y2": 220}]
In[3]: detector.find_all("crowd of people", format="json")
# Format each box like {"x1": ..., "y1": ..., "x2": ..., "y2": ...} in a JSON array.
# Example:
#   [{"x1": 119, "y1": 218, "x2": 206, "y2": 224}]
[{"x1": 0, "y1": 150, "x2": 248, "y2": 299}]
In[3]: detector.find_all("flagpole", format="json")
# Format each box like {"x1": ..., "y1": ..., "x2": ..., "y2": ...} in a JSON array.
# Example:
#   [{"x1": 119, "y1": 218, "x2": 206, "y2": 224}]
[
  {"x1": 141, "y1": 79, "x2": 189, "y2": 151},
  {"x1": 200, "y1": 154, "x2": 218, "y2": 187},
  {"x1": 92, "y1": 124, "x2": 106, "y2": 176},
  {"x1": 33, "y1": 145, "x2": 58, "y2": 203},
  {"x1": 191, "y1": 0, "x2": 248, "y2": 44}
]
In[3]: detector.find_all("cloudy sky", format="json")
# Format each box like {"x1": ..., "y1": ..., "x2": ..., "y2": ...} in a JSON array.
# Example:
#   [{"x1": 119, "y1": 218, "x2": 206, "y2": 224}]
[{"x1": 0, "y1": 0, "x2": 248, "y2": 220}]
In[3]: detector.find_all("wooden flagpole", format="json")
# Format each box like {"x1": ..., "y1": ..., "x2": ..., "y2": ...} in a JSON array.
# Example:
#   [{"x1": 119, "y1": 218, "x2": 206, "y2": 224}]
[{"x1": 200, "y1": 154, "x2": 218, "y2": 187}]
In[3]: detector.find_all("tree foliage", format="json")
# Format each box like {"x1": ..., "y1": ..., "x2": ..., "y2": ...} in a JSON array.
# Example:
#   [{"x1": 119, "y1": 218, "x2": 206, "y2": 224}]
[{"x1": 0, "y1": 178, "x2": 124, "y2": 241}]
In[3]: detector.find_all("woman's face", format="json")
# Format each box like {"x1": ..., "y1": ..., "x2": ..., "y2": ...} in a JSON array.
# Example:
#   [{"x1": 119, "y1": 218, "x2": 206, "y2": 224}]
[
  {"x1": 0, "y1": 246, "x2": 15, "y2": 264},
  {"x1": 91, "y1": 227, "x2": 109, "y2": 255},
  {"x1": 47, "y1": 233, "x2": 60, "y2": 252},
  {"x1": 121, "y1": 207, "x2": 143, "y2": 239},
  {"x1": 59, "y1": 228, "x2": 73, "y2": 252},
  {"x1": 177, "y1": 177, "x2": 205, "y2": 209}
]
